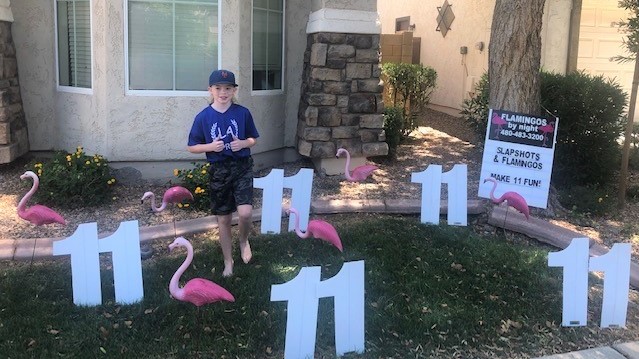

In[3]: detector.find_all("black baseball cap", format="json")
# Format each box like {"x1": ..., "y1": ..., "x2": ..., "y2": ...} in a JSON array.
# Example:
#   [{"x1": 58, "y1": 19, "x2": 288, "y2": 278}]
[{"x1": 209, "y1": 69, "x2": 238, "y2": 87}]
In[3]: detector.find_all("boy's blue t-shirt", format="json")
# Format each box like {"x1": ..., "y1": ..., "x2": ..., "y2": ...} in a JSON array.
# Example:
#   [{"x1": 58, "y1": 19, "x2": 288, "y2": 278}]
[{"x1": 188, "y1": 103, "x2": 260, "y2": 163}]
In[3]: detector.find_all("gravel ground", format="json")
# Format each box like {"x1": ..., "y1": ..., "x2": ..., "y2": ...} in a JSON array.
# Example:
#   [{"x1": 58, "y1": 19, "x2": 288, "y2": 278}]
[{"x1": 0, "y1": 109, "x2": 483, "y2": 240}]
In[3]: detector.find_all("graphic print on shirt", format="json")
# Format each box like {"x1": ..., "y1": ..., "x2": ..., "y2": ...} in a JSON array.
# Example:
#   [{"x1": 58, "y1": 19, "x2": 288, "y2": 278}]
[{"x1": 210, "y1": 120, "x2": 240, "y2": 150}]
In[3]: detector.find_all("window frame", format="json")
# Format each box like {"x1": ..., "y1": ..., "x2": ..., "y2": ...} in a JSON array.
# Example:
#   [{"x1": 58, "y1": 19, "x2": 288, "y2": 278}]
[
  {"x1": 395, "y1": 16, "x2": 410, "y2": 32},
  {"x1": 251, "y1": 0, "x2": 285, "y2": 95},
  {"x1": 123, "y1": 0, "x2": 222, "y2": 97},
  {"x1": 54, "y1": 0, "x2": 94, "y2": 94}
]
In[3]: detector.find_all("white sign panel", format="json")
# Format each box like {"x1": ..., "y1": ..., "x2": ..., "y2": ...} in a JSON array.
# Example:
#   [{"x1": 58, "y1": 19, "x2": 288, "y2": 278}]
[
  {"x1": 478, "y1": 109, "x2": 558, "y2": 208},
  {"x1": 271, "y1": 261, "x2": 365, "y2": 358},
  {"x1": 411, "y1": 164, "x2": 467, "y2": 226},
  {"x1": 254, "y1": 168, "x2": 313, "y2": 234},
  {"x1": 548, "y1": 238, "x2": 631, "y2": 328},
  {"x1": 53, "y1": 220, "x2": 144, "y2": 306}
]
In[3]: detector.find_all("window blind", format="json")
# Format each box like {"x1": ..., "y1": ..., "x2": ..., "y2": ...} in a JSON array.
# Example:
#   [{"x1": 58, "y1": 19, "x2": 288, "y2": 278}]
[
  {"x1": 252, "y1": 0, "x2": 283, "y2": 91},
  {"x1": 128, "y1": 0, "x2": 218, "y2": 91},
  {"x1": 57, "y1": 0, "x2": 91, "y2": 88}
]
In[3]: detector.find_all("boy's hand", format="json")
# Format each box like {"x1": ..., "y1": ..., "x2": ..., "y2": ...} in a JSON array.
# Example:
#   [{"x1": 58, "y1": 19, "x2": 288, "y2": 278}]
[
  {"x1": 230, "y1": 134, "x2": 244, "y2": 152},
  {"x1": 211, "y1": 136, "x2": 224, "y2": 152}
]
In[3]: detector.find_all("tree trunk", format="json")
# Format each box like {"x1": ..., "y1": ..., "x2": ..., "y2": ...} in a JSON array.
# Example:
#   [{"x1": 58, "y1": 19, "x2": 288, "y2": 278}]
[
  {"x1": 488, "y1": 0, "x2": 546, "y2": 115},
  {"x1": 618, "y1": 57, "x2": 639, "y2": 208}
]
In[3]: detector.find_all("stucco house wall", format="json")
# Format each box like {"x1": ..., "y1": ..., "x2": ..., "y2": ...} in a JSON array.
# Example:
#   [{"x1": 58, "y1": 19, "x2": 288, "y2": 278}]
[
  {"x1": 10, "y1": 0, "x2": 314, "y2": 178},
  {"x1": 11, "y1": 0, "x2": 381, "y2": 179},
  {"x1": 377, "y1": 0, "x2": 574, "y2": 114}
]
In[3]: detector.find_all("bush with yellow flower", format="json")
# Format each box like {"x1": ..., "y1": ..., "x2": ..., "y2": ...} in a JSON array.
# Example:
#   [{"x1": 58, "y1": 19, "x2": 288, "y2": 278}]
[
  {"x1": 174, "y1": 162, "x2": 210, "y2": 211},
  {"x1": 28, "y1": 146, "x2": 115, "y2": 209}
]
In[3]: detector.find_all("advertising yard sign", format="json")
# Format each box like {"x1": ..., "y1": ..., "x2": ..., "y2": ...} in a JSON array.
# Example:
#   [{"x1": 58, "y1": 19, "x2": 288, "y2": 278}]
[{"x1": 478, "y1": 109, "x2": 559, "y2": 208}]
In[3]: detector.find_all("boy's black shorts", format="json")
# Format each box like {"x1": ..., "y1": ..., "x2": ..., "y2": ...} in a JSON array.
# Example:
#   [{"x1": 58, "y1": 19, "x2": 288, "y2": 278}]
[{"x1": 208, "y1": 156, "x2": 254, "y2": 215}]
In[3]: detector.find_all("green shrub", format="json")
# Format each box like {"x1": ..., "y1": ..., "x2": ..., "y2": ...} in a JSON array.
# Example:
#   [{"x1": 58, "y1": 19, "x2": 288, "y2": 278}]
[
  {"x1": 460, "y1": 70, "x2": 627, "y2": 189},
  {"x1": 558, "y1": 184, "x2": 617, "y2": 217},
  {"x1": 29, "y1": 147, "x2": 115, "y2": 209},
  {"x1": 383, "y1": 106, "x2": 404, "y2": 156},
  {"x1": 540, "y1": 71, "x2": 626, "y2": 188},
  {"x1": 460, "y1": 73, "x2": 489, "y2": 139},
  {"x1": 382, "y1": 62, "x2": 437, "y2": 137},
  {"x1": 174, "y1": 162, "x2": 210, "y2": 211}
]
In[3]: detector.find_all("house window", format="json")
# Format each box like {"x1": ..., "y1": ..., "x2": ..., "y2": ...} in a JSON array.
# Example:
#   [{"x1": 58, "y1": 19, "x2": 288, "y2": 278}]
[
  {"x1": 396, "y1": 16, "x2": 410, "y2": 32},
  {"x1": 127, "y1": 0, "x2": 218, "y2": 92},
  {"x1": 56, "y1": 0, "x2": 92, "y2": 89},
  {"x1": 252, "y1": 0, "x2": 283, "y2": 91}
]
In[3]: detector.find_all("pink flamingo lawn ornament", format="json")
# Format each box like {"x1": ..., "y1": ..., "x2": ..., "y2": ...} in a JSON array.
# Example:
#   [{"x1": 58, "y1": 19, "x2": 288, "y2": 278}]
[
  {"x1": 17, "y1": 171, "x2": 66, "y2": 226},
  {"x1": 141, "y1": 186, "x2": 193, "y2": 212},
  {"x1": 287, "y1": 207, "x2": 343, "y2": 252},
  {"x1": 491, "y1": 113, "x2": 508, "y2": 138},
  {"x1": 539, "y1": 121, "x2": 555, "y2": 147},
  {"x1": 336, "y1": 148, "x2": 378, "y2": 182},
  {"x1": 140, "y1": 186, "x2": 193, "y2": 259},
  {"x1": 169, "y1": 236, "x2": 235, "y2": 306},
  {"x1": 484, "y1": 177, "x2": 530, "y2": 220}
]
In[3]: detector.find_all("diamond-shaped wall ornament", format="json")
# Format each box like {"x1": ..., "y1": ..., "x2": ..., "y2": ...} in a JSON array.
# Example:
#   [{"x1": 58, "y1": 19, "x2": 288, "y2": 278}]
[{"x1": 436, "y1": 0, "x2": 455, "y2": 37}]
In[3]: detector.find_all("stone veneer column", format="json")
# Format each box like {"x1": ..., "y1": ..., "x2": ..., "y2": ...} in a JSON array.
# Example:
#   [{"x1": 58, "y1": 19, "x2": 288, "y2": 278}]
[
  {"x1": 0, "y1": 1, "x2": 28, "y2": 164},
  {"x1": 296, "y1": 7, "x2": 388, "y2": 175}
]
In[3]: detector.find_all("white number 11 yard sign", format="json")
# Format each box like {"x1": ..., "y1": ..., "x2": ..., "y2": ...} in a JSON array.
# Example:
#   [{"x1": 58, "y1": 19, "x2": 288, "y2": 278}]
[
  {"x1": 411, "y1": 164, "x2": 467, "y2": 226},
  {"x1": 53, "y1": 220, "x2": 144, "y2": 306},
  {"x1": 254, "y1": 168, "x2": 313, "y2": 234},
  {"x1": 548, "y1": 238, "x2": 630, "y2": 328},
  {"x1": 271, "y1": 260, "x2": 365, "y2": 358}
]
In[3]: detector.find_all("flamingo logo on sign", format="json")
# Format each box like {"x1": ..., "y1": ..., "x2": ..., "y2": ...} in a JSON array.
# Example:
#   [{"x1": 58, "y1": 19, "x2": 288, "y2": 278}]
[
  {"x1": 539, "y1": 121, "x2": 555, "y2": 147},
  {"x1": 491, "y1": 113, "x2": 507, "y2": 139}
]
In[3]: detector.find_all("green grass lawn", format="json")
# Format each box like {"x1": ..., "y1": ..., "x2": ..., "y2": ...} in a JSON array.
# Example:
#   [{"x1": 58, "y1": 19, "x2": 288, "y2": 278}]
[{"x1": 1, "y1": 215, "x2": 637, "y2": 358}]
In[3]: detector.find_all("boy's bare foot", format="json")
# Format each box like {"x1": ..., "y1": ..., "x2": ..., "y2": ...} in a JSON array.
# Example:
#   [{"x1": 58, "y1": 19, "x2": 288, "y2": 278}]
[
  {"x1": 223, "y1": 259, "x2": 234, "y2": 277},
  {"x1": 240, "y1": 240, "x2": 252, "y2": 264}
]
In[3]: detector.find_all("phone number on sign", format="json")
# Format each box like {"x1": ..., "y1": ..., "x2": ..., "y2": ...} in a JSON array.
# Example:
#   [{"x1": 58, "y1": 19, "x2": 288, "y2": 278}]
[{"x1": 499, "y1": 130, "x2": 544, "y2": 141}]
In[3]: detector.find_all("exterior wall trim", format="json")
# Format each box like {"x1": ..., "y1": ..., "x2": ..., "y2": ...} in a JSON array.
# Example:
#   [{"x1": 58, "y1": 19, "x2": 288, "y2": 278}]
[
  {"x1": 306, "y1": 8, "x2": 379, "y2": 34},
  {"x1": 0, "y1": 0, "x2": 12, "y2": 22}
]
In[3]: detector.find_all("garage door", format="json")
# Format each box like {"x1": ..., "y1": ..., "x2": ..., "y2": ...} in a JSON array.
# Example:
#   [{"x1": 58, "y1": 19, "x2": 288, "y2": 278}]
[{"x1": 578, "y1": 0, "x2": 638, "y2": 122}]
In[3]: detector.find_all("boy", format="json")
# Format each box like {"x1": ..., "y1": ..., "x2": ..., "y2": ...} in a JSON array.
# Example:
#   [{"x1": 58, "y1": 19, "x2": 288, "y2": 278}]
[{"x1": 187, "y1": 69, "x2": 259, "y2": 277}]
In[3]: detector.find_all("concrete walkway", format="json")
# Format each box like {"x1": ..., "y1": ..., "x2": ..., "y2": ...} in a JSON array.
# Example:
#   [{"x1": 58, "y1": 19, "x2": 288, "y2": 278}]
[
  {"x1": 2, "y1": 198, "x2": 639, "y2": 358},
  {"x1": 533, "y1": 341, "x2": 639, "y2": 358}
]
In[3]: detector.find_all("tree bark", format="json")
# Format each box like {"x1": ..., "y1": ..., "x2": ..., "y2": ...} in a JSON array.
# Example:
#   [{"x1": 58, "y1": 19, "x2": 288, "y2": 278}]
[{"x1": 488, "y1": 0, "x2": 546, "y2": 115}]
